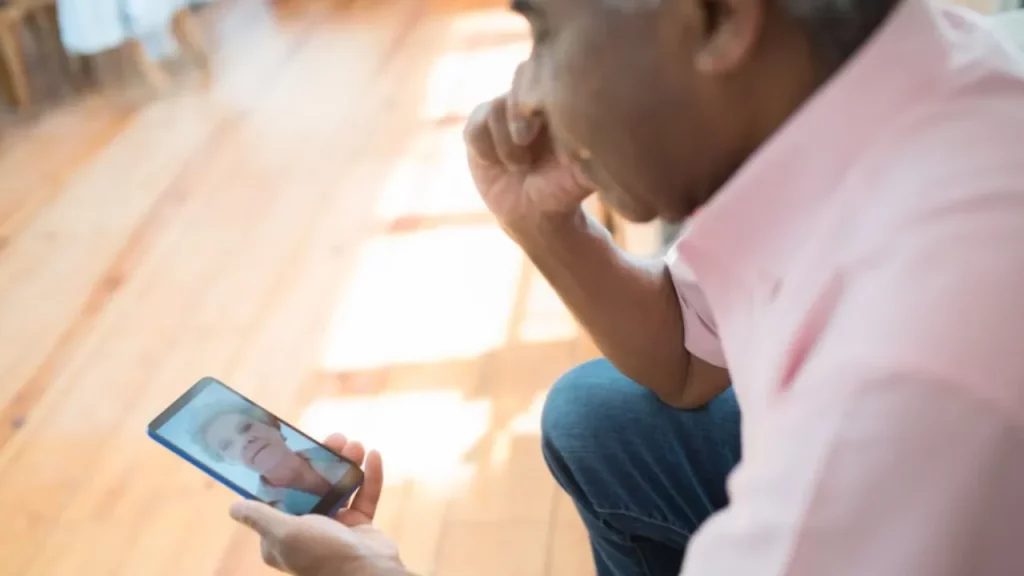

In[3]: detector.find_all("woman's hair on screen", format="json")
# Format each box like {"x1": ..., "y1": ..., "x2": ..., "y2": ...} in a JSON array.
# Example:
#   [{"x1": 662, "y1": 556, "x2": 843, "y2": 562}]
[{"x1": 190, "y1": 403, "x2": 282, "y2": 463}]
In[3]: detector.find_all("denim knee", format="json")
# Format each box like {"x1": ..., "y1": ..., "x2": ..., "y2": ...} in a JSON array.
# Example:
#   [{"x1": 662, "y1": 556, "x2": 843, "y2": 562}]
[
  {"x1": 544, "y1": 361, "x2": 609, "y2": 449},
  {"x1": 541, "y1": 359, "x2": 652, "y2": 485}
]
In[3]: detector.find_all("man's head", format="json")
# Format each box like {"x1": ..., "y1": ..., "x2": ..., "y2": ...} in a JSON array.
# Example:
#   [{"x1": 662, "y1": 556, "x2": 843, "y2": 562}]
[{"x1": 513, "y1": 0, "x2": 900, "y2": 222}]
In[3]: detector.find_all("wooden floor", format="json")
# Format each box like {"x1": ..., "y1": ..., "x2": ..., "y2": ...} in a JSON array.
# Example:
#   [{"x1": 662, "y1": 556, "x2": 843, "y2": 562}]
[{"x1": 0, "y1": 0, "x2": 597, "y2": 574}]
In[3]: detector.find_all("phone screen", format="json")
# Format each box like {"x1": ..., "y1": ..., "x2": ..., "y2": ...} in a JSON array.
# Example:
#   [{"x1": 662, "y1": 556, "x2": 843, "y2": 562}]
[{"x1": 148, "y1": 377, "x2": 363, "y2": 516}]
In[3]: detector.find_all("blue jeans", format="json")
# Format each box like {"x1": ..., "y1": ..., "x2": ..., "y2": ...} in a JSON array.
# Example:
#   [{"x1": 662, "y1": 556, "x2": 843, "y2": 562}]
[{"x1": 541, "y1": 359, "x2": 742, "y2": 576}]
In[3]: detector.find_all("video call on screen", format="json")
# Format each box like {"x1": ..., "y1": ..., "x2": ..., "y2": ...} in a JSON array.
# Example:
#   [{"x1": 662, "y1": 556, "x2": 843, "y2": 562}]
[{"x1": 154, "y1": 380, "x2": 353, "y2": 515}]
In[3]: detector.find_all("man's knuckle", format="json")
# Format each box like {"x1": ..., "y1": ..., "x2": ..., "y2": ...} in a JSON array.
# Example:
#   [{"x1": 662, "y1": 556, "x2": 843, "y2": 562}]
[
  {"x1": 492, "y1": 95, "x2": 509, "y2": 117},
  {"x1": 279, "y1": 526, "x2": 307, "y2": 549},
  {"x1": 260, "y1": 541, "x2": 279, "y2": 567},
  {"x1": 465, "y1": 101, "x2": 492, "y2": 135}
]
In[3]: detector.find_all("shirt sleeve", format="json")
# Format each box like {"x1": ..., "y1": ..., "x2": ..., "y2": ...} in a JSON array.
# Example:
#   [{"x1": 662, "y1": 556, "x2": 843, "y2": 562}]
[
  {"x1": 681, "y1": 196, "x2": 1024, "y2": 576},
  {"x1": 665, "y1": 240, "x2": 726, "y2": 367}
]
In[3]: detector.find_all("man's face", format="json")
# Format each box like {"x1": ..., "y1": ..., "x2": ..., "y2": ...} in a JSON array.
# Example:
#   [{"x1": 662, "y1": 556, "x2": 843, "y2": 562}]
[
  {"x1": 512, "y1": 0, "x2": 812, "y2": 223},
  {"x1": 512, "y1": 0, "x2": 717, "y2": 222}
]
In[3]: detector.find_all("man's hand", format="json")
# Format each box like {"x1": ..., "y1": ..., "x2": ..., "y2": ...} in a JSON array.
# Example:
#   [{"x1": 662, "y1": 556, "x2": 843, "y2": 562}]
[
  {"x1": 464, "y1": 62, "x2": 594, "y2": 237},
  {"x1": 230, "y1": 434, "x2": 409, "y2": 576}
]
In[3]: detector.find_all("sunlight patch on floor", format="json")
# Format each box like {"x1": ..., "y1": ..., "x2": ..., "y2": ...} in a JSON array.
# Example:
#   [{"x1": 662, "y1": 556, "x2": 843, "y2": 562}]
[
  {"x1": 320, "y1": 224, "x2": 524, "y2": 371},
  {"x1": 375, "y1": 126, "x2": 488, "y2": 221},
  {"x1": 515, "y1": 269, "x2": 578, "y2": 344},
  {"x1": 421, "y1": 42, "x2": 530, "y2": 121},
  {"x1": 489, "y1": 390, "x2": 547, "y2": 470},
  {"x1": 448, "y1": 8, "x2": 529, "y2": 37},
  {"x1": 422, "y1": 10, "x2": 530, "y2": 122},
  {"x1": 299, "y1": 390, "x2": 491, "y2": 486}
]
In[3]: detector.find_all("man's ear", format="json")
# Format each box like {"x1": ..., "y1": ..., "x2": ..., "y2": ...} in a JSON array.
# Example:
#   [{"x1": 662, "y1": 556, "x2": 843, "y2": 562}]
[{"x1": 694, "y1": 0, "x2": 767, "y2": 74}]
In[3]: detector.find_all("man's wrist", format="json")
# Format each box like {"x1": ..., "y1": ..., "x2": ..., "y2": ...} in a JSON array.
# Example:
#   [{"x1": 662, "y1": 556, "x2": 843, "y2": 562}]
[
  {"x1": 353, "y1": 560, "x2": 413, "y2": 576},
  {"x1": 506, "y1": 207, "x2": 597, "y2": 255}
]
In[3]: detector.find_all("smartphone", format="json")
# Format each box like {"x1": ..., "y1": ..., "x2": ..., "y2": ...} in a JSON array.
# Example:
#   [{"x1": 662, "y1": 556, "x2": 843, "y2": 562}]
[{"x1": 148, "y1": 377, "x2": 364, "y2": 516}]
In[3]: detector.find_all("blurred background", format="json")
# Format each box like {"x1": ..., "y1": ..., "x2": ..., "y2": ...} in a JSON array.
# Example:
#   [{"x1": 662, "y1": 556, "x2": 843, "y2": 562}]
[{"x1": 0, "y1": 0, "x2": 1020, "y2": 575}]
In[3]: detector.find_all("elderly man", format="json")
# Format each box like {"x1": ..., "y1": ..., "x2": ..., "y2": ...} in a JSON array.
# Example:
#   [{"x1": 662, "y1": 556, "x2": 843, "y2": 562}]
[{"x1": 231, "y1": 0, "x2": 1024, "y2": 575}]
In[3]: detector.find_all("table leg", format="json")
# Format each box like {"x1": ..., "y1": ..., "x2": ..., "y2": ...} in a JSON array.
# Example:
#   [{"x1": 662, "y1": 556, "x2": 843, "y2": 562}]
[
  {"x1": 0, "y1": 58, "x2": 14, "y2": 106},
  {"x1": 32, "y1": 5, "x2": 79, "y2": 95},
  {"x1": 173, "y1": 9, "x2": 210, "y2": 68},
  {"x1": 0, "y1": 16, "x2": 31, "y2": 110},
  {"x1": 127, "y1": 39, "x2": 170, "y2": 92}
]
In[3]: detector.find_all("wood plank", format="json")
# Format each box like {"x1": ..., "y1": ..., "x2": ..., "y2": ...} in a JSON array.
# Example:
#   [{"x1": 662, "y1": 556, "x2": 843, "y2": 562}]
[
  {"x1": 7, "y1": 116, "x2": 302, "y2": 576},
  {"x1": 0, "y1": 97, "x2": 133, "y2": 236},
  {"x1": 0, "y1": 97, "x2": 227, "y2": 435},
  {"x1": 547, "y1": 493, "x2": 597, "y2": 576},
  {"x1": 434, "y1": 519, "x2": 551, "y2": 576}
]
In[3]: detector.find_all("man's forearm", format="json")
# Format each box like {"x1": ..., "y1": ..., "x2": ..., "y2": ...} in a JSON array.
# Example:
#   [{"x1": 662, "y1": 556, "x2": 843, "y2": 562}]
[{"x1": 514, "y1": 209, "x2": 690, "y2": 397}]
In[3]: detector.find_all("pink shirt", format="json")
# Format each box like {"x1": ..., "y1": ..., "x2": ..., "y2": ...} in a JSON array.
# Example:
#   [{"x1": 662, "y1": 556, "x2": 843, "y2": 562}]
[{"x1": 666, "y1": 1, "x2": 1024, "y2": 574}]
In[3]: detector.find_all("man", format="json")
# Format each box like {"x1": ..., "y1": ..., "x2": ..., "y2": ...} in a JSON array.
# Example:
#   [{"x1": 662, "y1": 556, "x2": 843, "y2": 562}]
[{"x1": 230, "y1": 0, "x2": 1024, "y2": 574}]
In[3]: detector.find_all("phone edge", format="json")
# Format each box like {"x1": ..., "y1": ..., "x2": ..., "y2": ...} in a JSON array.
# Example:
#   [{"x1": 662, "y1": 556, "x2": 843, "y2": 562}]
[
  {"x1": 146, "y1": 376, "x2": 367, "y2": 515},
  {"x1": 146, "y1": 428, "x2": 261, "y2": 502}
]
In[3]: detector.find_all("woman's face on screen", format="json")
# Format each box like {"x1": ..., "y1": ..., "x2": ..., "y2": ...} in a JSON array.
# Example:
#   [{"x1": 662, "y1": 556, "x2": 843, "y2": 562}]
[{"x1": 203, "y1": 412, "x2": 293, "y2": 475}]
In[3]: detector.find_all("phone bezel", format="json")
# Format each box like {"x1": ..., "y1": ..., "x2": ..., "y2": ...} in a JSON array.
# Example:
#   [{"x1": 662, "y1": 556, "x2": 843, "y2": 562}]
[{"x1": 147, "y1": 376, "x2": 364, "y2": 516}]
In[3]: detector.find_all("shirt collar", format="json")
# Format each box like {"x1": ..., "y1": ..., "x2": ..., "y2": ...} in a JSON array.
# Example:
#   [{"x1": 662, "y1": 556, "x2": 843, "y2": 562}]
[{"x1": 676, "y1": 0, "x2": 951, "y2": 280}]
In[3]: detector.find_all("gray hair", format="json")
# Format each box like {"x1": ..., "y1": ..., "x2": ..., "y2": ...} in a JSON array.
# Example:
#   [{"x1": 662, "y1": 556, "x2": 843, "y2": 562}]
[
  {"x1": 780, "y1": 0, "x2": 900, "y2": 69},
  {"x1": 602, "y1": 0, "x2": 900, "y2": 70},
  {"x1": 191, "y1": 404, "x2": 281, "y2": 463}
]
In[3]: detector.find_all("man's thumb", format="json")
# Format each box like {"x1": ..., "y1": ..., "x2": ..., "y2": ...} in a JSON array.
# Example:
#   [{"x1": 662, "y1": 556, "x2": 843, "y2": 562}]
[{"x1": 231, "y1": 500, "x2": 293, "y2": 539}]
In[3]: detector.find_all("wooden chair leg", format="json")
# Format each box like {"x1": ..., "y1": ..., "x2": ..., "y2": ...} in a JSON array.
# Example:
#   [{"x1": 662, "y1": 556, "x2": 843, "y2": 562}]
[
  {"x1": 0, "y1": 17, "x2": 31, "y2": 111},
  {"x1": 29, "y1": 5, "x2": 79, "y2": 95},
  {"x1": 0, "y1": 60, "x2": 15, "y2": 106},
  {"x1": 172, "y1": 9, "x2": 210, "y2": 68},
  {"x1": 67, "y1": 53, "x2": 98, "y2": 90},
  {"x1": 24, "y1": 10, "x2": 57, "y2": 95},
  {"x1": 0, "y1": 14, "x2": 13, "y2": 106},
  {"x1": 127, "y1": 39, "x2": 170, "y2": 92}
]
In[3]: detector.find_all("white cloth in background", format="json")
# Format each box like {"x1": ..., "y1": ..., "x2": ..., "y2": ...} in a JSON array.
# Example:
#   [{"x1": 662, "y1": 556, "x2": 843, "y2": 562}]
[
  {"x1": 993, "y1": 9, "x2": 1024, "y2": 50},
  {"x1": 57, "y1": 0, "x2": 213, "y2": 58}
]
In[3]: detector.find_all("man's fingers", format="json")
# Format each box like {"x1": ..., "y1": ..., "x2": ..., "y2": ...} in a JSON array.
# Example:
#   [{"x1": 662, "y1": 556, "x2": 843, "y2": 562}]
[
  {"x1": 508, "y1": 63, "x2": 542, "y2": 145},
  {"x1": 230, "y1": 500, "x2": 294, "y2": 540},
  {"x1": 324, "y1": 433, "x2": 365, "y2": 466},
  {"x1": 323, "y1": 433, "x2": 348, "y2": 455},
  {"x1": 348, "y1": 449, "x2": 384, "y2": 522},
  {"x1": 508, "y1": 107, "x2": 542, "y2": 146},
  {"x1": 487, "y1": 99, "x2": 531, "y2": 168},
  {"x1": 260, "y1": 539, "x2": 285, "y2": 571},
  {"x1": 465, "y1": 100, "x2": 500, "y2": 165},
  {"x1": 340, "y1": 440, "x2": 365, "y2": 467}
]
